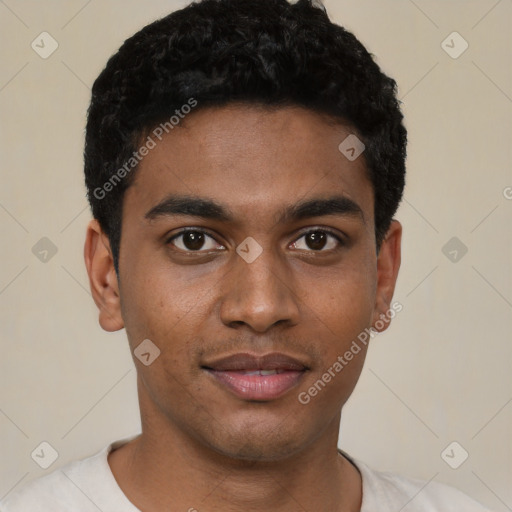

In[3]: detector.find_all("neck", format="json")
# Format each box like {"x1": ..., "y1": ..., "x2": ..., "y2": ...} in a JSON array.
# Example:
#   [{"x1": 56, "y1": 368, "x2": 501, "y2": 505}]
[{"x1": 108, "y1": 394, "x2": 362, "y2": 512}]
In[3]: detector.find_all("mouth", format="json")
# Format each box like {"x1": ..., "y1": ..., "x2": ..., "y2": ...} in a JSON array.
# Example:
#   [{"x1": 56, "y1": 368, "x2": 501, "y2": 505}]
[{"x1": 202, "y1": 352, "x2": 308, "y2": 401}]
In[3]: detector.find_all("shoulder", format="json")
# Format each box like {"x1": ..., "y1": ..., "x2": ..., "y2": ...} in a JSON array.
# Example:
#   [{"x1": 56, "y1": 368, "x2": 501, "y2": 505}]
[
  {"x1": 0, "y1": 447, "x2": 110, "y2": 512},
  {"x1": 351, "y1": 456, "x2": 493, "y2": 512}
]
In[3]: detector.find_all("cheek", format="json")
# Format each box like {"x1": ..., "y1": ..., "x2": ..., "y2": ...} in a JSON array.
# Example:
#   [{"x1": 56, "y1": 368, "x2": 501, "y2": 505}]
[
  {"x1": 303, "y1": 260, "x2": 376, "y2": 331},
  {"x1": 120, "y1": 262, "x2": 205, "y2": 342},
  {"x1": 121, "y1": 285, "x2": 204, "y2": 408},
  {"x1": 316, "y1": 353, "x2": 368, "y2": 411}
]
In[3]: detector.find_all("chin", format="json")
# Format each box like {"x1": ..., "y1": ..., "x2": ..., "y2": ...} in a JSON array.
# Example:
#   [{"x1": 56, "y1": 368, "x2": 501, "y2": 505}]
[
  {"x1": 212, "y1": 437, "x2": 301, "y2": 462},
  {"x1": 202, "y1": 414, "x2": 307, "y2": 463}
]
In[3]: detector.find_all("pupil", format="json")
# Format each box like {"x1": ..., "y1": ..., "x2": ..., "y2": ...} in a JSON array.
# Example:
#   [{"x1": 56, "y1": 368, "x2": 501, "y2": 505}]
[
  {"x1": 184, "y1": 232, "x2": 205, "y2": 250},
  {"x1": 307, "y1": 231, "x2": 326, "y2": 250}
]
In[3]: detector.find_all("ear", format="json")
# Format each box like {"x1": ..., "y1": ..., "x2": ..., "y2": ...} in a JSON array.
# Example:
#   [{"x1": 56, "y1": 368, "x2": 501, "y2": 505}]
[
  {"x1": 371, "y1": 220, "x2": 402, "y2": 333},
  {"x1": 84, "y1": 219, "x2": 124, "y2": 332}
]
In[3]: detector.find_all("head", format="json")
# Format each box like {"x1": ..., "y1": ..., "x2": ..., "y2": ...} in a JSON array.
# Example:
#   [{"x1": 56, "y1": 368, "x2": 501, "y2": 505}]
[{"x1": 84, "y1": 0, "x2": 406, "y2": 462}]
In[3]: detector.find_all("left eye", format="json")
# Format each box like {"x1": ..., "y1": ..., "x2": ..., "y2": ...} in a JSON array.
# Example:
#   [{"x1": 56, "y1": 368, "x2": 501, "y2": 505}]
[{"x1": 290, "y1": 230, "x2": 343, "y2": 252}]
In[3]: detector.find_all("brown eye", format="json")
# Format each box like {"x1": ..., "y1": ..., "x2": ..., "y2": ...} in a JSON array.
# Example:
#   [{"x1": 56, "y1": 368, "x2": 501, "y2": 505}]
[
  {"x1": 290, "y1": 229, "x2": 343, "y2": 252},
  {"x1": 167, "y1": 230, "x2": 224, "y2": 252},
  {"x1": 305, "y1": 231, "x2": 327, "y2": 250}
]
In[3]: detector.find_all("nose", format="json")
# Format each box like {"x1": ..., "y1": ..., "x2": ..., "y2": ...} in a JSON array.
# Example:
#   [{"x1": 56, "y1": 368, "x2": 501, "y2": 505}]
[{"x1": 219, "y1": 247, "x2": 301, "y2": 333}]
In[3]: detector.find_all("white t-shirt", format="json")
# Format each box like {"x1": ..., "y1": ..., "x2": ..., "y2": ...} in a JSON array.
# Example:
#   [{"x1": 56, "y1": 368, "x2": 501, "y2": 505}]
[{"x1": 0, "y1": 435, "x2": 492, "y2": 511}]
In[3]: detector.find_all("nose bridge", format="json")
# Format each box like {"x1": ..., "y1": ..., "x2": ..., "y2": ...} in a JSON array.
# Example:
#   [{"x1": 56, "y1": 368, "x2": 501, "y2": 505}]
[{"x1": 220, "y1": 240, "x2": 300, "y2": 332}]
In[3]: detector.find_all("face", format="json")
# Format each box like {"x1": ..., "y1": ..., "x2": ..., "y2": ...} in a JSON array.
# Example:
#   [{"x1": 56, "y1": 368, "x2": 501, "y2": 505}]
[{"x1": 86, "y1": 104, "x2": 401, "y2": 461}]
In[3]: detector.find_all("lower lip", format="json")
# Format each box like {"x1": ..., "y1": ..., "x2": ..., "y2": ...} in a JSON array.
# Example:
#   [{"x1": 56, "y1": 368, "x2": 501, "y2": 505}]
[{"x1": 206, "y1": 370, "x2": 305, "y2": 401}]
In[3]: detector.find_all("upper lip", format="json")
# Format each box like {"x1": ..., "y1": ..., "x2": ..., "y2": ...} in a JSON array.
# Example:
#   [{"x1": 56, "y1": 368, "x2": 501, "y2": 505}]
[{"x1": 202, "y1": 352, "x2": 308, "y2": 371}]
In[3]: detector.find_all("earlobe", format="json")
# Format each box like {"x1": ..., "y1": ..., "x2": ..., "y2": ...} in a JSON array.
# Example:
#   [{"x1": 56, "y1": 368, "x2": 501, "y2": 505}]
[
  {"x1": 372, "y1": 220, "x2": 402, "y2": 332},
  {"x1": 84, "y1": 219, "x2": 124, "y2": 332}
]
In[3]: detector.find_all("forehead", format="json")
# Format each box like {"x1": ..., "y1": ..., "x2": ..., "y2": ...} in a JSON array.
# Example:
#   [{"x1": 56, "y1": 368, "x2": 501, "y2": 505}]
[{"x1": 124, "y1": 105, "x2": 374, "y2": 227}]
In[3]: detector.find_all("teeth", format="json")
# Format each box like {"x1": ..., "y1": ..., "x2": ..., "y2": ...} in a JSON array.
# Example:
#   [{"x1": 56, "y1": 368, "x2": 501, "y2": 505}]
[{"x1": 242, "y1": 370, "x2": 279, "y2": 376}]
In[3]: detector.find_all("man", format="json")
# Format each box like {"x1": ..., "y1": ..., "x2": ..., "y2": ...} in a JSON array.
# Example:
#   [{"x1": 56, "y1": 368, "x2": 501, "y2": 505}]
[{"x1": 1, "y1": 0, "x2": 492, "y2": 510}]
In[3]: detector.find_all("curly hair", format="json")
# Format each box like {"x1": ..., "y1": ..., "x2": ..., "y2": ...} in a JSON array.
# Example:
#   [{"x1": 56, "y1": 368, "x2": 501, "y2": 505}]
[{"x1": 85, "y1": 0, "x2": 407, "y2": 275}]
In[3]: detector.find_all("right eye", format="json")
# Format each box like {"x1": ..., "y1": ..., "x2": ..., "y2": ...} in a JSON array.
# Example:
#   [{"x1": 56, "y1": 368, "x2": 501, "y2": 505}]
[{"x1": 166, "y1": 229, "x2": 226, "y2": 252}]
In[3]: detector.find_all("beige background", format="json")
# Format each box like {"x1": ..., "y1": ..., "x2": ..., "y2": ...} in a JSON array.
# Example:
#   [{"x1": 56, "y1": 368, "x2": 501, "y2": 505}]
[{"x1": 1, "y1": 0, "x2": 511, "y2": 509}]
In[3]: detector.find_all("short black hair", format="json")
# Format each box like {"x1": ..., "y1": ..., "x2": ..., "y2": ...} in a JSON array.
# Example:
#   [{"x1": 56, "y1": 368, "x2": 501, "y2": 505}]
[{"x1": 84, "y1": 0, "x2": 407, "y2": 276}]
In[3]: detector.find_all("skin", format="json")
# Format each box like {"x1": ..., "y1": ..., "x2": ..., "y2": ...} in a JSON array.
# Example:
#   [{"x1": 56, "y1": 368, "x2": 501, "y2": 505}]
[{"x1": 84, "y1": 104, "x2": 402, "y2": 512}]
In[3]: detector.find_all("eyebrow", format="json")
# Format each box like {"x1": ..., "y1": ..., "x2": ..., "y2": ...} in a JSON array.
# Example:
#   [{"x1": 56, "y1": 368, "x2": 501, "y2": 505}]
[{"x1": 144, "y1": 194, "x2": 365, "y2": 224}]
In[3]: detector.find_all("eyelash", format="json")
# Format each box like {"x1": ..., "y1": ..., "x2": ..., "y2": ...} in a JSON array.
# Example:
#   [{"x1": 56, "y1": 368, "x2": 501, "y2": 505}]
[{"x1": 165, "y1": 228, "x2": 346, "y2": 253}]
